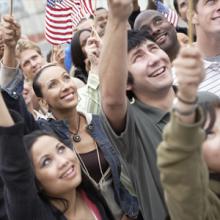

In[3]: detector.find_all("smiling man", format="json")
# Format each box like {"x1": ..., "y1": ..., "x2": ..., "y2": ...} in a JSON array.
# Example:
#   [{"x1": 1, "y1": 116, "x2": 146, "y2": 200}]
[
  {"x1": 99, "y1": 0, "x2": 218, "y2": 220},
  {"x1": 193, "y1": 0, "x2": 220, "y2": 96},
  {"x1": 134, "y1": 10, "x2": 180, "y2": 61}
]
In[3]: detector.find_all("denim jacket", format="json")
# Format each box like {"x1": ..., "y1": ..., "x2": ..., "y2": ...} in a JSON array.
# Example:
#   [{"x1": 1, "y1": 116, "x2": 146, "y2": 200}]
[
  {"x1": 0, "y1": 63, "x2": 23, "y2": 99},
  {"x1": 0, "y1": 65, "x2": 139, "y2": 218},
  {"x1": 37, "y1": 114, "x2": 139, "y2": 218}
]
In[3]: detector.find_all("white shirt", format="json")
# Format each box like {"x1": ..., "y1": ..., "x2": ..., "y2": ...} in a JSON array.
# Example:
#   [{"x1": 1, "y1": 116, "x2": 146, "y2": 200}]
[{"x1": 199, "y1": 57, "x2": 220, "y2": 97}]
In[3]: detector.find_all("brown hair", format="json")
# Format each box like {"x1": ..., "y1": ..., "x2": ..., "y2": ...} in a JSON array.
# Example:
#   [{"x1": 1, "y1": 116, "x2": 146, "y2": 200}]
[{"x1": 16, "y1": 39, "x2": 42, "y2": 59}]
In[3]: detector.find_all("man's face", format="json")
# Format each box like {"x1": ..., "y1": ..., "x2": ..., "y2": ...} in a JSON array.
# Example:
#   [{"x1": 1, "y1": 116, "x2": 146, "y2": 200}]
[
  {"x1": 94, "y1": 9, "x2": 108, "y2": 37},
  {"x1": 127, "y1": 40, "x2": 173, "y2": 96},
  {"x1": 134, "y1": 11, "x2": 178, "y2": 54},
  {"x1": 193, "y1": 0, "x2": 220, "y2": 35},
  {"x1": 19, "y1": 49, "x2": 45, "y2": 80}
]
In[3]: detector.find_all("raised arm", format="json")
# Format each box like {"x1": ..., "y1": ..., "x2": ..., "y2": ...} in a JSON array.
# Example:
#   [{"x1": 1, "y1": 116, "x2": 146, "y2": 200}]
[
  {"x1": 77, "y1": 34, "x2": 102, "y2": 114},
  {"x1": 0, "y1": 90, "x2": 44, "y2": 219},
  {"x1": 99, "y1": 0, "x2": 133, "y2": 132},
  {"x1": 157, "y1": 46, "x2": 214, "y2": 220},
  {"x1": 0, "y1": 15, "x2": 22, "y2": 91},
  {"x1": 2, "y1": 15, "x2": 20, "y2": 68},
  {"x1": 0, "y1": 16, "x2": 39, "y2": 133}
]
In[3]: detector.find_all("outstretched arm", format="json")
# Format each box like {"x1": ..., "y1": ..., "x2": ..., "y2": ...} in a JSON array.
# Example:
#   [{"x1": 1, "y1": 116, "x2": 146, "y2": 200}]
[
  {"x1": 99, "y1": 0, "x2": 133, "y2": 132},
  {"x1": 0, "y1": 15, "x2": 22, "y2": 90},
  {"x1": 0, "y1": 91, "x2": 44, "y2": 219},
  {"x1": 157, "y1": 46, "x2": 215, "y2": 220},
  {"x1": 2, "y1": 15, "x2": 20, "y2": 68},
  {"x1": 77, "y1": 34, "x2": 102, "y2": 114}
]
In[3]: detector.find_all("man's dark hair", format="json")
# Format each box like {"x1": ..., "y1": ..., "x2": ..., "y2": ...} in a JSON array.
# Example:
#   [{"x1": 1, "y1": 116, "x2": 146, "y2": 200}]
[
  {"x1": 127, "y1": 71, "x2": 135, "y2": 100},
  {"x1": 127, "y1": 29, "x2": 155, "y2": 53},
  {"x1": 126, "y1": 30, "x2": 155, "y2": 100}
]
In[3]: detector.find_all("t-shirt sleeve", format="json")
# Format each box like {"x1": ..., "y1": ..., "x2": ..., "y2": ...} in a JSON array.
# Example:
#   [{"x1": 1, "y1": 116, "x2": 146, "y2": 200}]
[{"x1": 100, "y1": 104, "x2": 137, "y2": 162}]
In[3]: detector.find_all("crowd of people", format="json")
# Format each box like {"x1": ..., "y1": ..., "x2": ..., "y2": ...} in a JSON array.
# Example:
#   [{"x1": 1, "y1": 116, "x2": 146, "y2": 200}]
[{"x1": 0, "y1": 0, "x2": 220, "y2": 219}]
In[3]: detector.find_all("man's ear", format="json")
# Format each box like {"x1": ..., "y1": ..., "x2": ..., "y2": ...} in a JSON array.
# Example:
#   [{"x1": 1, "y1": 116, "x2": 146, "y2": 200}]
[
  {"x1": 38, "y1": 98, "x2": 49, "y2": 115},
  {"x1": 126, "y1": 83, "x2": 133, "y2": 92}
]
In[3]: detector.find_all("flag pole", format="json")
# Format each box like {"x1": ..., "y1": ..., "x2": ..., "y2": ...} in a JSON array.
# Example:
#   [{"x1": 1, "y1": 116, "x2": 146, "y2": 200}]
[
  {"x1": 188, "y1": 0, "x2": 193, "y2": 45},
  {"x1": 95, "y1": 0, "x2": 97, "y2": 11},
  {"x1": 9, "y1": 0, "x2": 13, "y2": 16}
]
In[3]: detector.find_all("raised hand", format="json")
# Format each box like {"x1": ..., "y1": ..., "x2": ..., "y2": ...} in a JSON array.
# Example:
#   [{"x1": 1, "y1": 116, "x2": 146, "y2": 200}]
[
  {"x1": 51, "y1": 45, "x2": 65, "y2": 67},
  {"x1": 107, "y1": 0, "x2": 133, "y2": 21},
  {"x1": 173, "y1": 46, "x2": 205, "y2": 102},
  {"x1": 84, "y1": 33, "x2": 102, "y2": 72},
  {"x1": 2, "y1": 15, "x2": 21, "y2": 49}
]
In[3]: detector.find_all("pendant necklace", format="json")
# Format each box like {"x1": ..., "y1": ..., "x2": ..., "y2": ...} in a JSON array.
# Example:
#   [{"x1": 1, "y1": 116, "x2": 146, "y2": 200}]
[
  {"x1": 74, "y1": 142, "x2": 108, "y2": 190},
  {"x1": 71, "y1": 113, "x2": 81, "y2": 143}
]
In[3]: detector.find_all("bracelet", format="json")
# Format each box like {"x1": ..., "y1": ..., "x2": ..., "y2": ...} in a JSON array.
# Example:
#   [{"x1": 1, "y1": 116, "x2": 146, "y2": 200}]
[
  {"x1": 172, "y1": 105, "x2": 197, "y2": 116},
  {"x1": 172, "y1": 97, "x2": 197, "y2": 116},
  {"x1": 176, "y1": 95, "x2": 198, "y2": 105}
]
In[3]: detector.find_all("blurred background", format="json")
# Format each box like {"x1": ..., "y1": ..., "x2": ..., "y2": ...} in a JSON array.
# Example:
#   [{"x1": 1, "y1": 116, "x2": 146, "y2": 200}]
[{"x1": 0, "y1": 0, "x2": 174, "y2": 55}]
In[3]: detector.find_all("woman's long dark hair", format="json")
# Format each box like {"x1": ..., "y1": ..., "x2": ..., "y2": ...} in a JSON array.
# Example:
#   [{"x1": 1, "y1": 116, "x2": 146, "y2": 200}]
[
  {"x1": 23, "y1": 130, "x2": 114, "y2": 219},
  {"x1": 71, "y1": 29, "x2": 91, "y2": 83}
]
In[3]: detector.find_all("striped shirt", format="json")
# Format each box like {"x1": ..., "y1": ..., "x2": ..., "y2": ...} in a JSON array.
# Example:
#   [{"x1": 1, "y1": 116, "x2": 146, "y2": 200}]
[
  {"x1": 173, "y1": 57, "x2": 220, "y2": 97},
  {"x1": 77, "y1": 72, "x2": 101, "y2": 114},
  {"x1": 199, "y1": 57, "x2": 220, "y2": 97}
]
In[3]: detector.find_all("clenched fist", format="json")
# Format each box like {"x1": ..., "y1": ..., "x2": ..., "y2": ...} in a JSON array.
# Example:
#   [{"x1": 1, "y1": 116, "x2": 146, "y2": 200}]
[
  {"x1": 107, "y1": 0, "x2": 133, "y2": 21},
  {"x1": 173, "y1": 46, "x2": 205, "y2": 102},
  {"x1": 2, "y1": 15, "x2": 21, "y2": 48}
]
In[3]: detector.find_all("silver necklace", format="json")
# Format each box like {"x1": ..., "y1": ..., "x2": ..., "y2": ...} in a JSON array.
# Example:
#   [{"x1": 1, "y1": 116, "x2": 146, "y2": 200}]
[{"x1": 74, "y1": 142, "x2": 108, "y2": 189}]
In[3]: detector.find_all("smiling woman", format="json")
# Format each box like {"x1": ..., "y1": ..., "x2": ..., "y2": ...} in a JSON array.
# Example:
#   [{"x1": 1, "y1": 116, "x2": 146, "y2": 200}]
[
  {"x1": 0, "y1": 90, "x2": 114, "y2": 220},
  {"x1": 30, "y1": 62, "x2": 140, "y2": 220}
]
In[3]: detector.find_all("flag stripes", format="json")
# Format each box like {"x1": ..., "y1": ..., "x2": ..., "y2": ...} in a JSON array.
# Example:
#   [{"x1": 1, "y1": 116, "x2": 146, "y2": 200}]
[{"x1": 45, "y1": 0, "x2": 94, "y2": 45}]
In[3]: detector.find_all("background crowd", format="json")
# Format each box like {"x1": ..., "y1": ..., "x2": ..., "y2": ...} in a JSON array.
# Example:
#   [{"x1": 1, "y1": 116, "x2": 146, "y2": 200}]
[{"x1": 0, "y1": 0, "x2": 220, "y2": 219}]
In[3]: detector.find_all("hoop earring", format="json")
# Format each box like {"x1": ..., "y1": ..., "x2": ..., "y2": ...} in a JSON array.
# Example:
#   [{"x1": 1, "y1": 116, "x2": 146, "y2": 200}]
[{"x1": 129, "y1": 97, "x2": 135, "y2": 104}]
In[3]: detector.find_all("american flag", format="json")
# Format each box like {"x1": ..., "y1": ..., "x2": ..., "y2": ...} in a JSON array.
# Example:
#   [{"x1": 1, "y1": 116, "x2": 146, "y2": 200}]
[
  {"x1": 155, "y1": 0, "x2": 179, "y2": 27},
  {"x1": 45, "y1": 0, "x2": 94, "y2": 45}
]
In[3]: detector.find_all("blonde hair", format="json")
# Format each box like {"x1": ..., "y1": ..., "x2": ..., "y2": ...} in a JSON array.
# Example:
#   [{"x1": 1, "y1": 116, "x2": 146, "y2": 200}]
[{"x1": 16, "y1": 39, "x2": 42, "y2": 59}]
